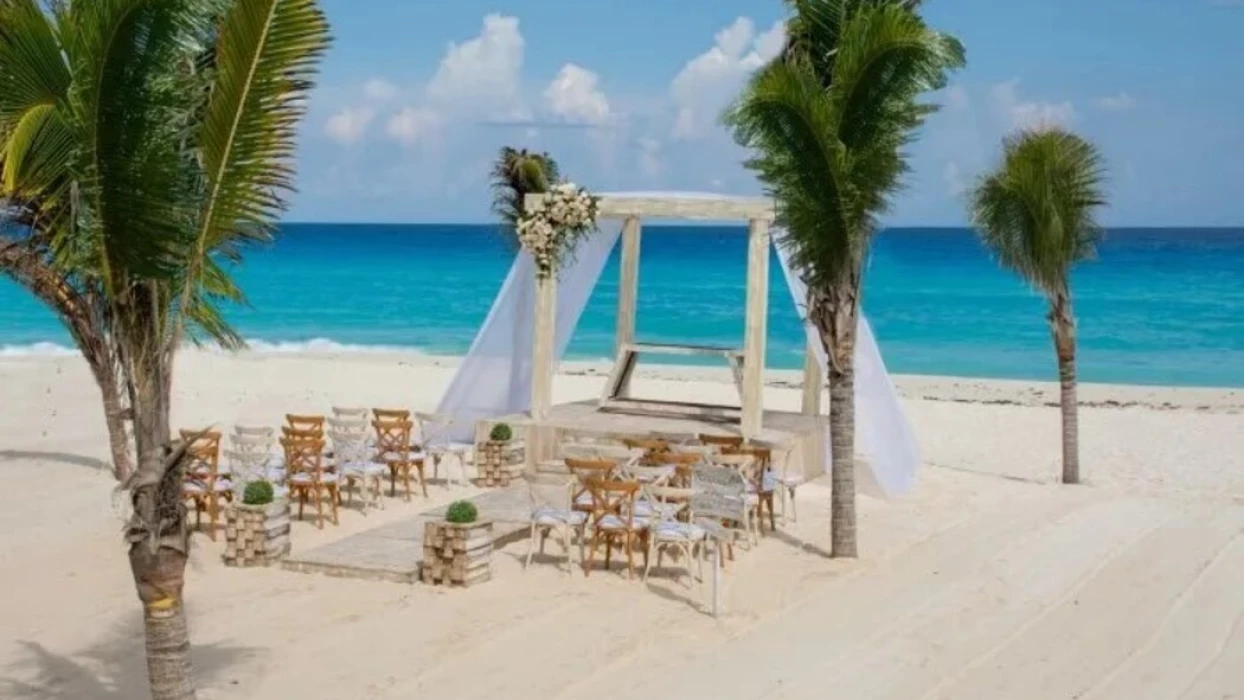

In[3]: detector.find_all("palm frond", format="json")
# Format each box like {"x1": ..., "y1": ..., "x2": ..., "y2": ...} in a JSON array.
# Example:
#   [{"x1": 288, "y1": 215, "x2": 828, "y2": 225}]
[
  {"x1": 184, "y1": 0, "x2": 330, "y2": 345},
  {"x1": 969, "y1": 128, "x2": 1107, "y2": 297},
  {"x1": 490, "y1": 146, "x2": 559, "y2": 243},
  {"x1": 0, "y1": 0, "x2": 71, "y2": 128},
  {"x1": 60, "y1": 0, "x2": 212, "y2": 290}
]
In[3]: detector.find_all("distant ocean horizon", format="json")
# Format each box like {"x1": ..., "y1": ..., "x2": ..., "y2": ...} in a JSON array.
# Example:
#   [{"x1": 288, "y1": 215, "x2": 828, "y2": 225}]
[{"x1": 2, "y1": 224, "x2": 1242, "y2": 388}]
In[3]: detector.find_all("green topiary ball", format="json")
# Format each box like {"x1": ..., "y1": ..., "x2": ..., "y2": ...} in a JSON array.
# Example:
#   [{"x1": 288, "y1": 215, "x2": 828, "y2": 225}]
[
  {"x1": 242, "y1": 480, "x2": 275, "y2": 506},
  {"x1": 445, "y1": 500, "x2": 478, "y2": 524},
  {"x1": 489, "y1": 423, "x2": 512, "y2": 442}
]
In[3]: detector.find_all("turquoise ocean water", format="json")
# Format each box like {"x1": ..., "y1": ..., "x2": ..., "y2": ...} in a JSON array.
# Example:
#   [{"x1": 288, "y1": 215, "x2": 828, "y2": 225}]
[{"x1": 1, "y1": 224, "x2": 1242, "y2": 388}]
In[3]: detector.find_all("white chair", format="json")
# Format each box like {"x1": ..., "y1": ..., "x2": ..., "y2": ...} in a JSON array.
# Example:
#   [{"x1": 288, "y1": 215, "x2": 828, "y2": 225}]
[
  {"x1": 524, "y1": 477, "x2": 587, "y2": 575},
  {"x1": 700, "y1": 457, "x2": 759, "y2": 547},
  {"x1": 416, "y1": 412, "x2": 472, "y2": 488},
  {"x1": 229, "y1": 427, "x2": 284, "y2": 488},
  {"x1": 330, "y1": 428, "x2": 385, "y2": 512},
  {"x1": 331, "y1": 406, "x2": 370, "y2": 423},
  {"x1": 642, "y1": 484, "x2": 706, "y2": 585}
]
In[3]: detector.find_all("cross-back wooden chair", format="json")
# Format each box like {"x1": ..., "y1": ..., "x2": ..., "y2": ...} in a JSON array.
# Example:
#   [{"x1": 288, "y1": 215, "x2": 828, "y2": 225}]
[
  {"x1": 727, "y1": 444, "x2": 776, "y2": 532},
  {"x1": 286, "y1": 414, "x2": 325, "y2": 436},
  {"x1": 226, "y1": 432, "x2": 274, "y2": 492},
  {"x1": 565, "y1": 457, "x2": 617, "y2": 514},
  {"x1": 330, "y1": 428, "x2": 384, "y2": 512},
  {"x1": 707, "y1": 453, "x2": 761, "y2": 546},
  {"x1": 691, "y1": 463, "x2": 752, "y2": 566},
  {"x1": 281, "y1": 426, "x2": 322, "y2": 441},
  {"x1": 371, "y1": 408, "x2": 411, "y2": 423},
  {"x1": 622, "y1": 437, "x2": 669, "y2": 453},
  {"x1": 642, "y1": 484, "x2": 705, "y2": 585},
  {"x1": 524, "y1": 476, "x2": 587, "y2": 575},
  {"x1": 282, "y1": 436, "x2": 338, "y2": 528},
  {"x1": 583, "y1": 478, "x2": 649, "y2": 580},
  {"x1": 373, "y1": 418, "x2": 425, "y2": 500},
  {"x1": 180, "y1": 430, "x2": 230, "y2": 540}
]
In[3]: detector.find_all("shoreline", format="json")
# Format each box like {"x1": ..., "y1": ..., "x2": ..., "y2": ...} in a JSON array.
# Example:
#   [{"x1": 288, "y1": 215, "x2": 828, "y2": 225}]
[{"x1": 5, "y1": 347, "x2": 1241, "y2": 413}]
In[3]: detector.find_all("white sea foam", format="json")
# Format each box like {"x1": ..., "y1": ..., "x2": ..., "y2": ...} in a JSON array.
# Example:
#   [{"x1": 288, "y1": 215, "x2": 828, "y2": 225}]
[
  {"x1": 0, "y1": 342, "x2": 79, "y2": 357},
  {"x1": 238, "y1": 338, "x2": 426, "y2": 355}
]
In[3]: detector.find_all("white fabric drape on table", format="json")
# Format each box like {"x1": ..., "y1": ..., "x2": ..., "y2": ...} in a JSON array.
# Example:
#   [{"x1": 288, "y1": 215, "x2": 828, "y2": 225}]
[
  {"x1": 774, "y1": 234, "x2": 921, "y2": 497},
  {"x1": 435, "y1": 222, "x2": 623, "y2": 442}
]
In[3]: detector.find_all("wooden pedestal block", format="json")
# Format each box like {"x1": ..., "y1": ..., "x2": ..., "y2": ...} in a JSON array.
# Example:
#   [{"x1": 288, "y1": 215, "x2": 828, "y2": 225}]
[
  {"x1": 223, "y1": 501, "x2": 291, "y2": 567},
  {"x1": 420, "y1": 520, "x2": 493, "y2": 587},
  {"x1": 478, "y1": 440, "x2": 523, "y2": 487}
]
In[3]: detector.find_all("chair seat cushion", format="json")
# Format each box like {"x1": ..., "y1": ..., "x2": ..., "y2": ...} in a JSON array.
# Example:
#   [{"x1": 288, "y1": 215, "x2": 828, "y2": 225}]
[
  {"x1": 597, "y1": 514, "x2": 649, "y2": 530},
  {"x1": 574, "y1": 492, "x2": 595, "y2": 507},
  {"x1": 183, "y1": 479, "x2": 232, "y2": 495},
  {"x1": 533, "y1": 508, "x2": 588, "y2": 526},
  {"x1": 289, "y1": 472, "x2": 338, "y2": 485},
  {"x1": 633, "y1": 500, "x2": 683, "y2": 519},
  {"x1": 652, "y1": 521, "x2": 706, "y2": 542},
  {"x1": 340, "y1": 461, "x2": 386, "y2": 477}
]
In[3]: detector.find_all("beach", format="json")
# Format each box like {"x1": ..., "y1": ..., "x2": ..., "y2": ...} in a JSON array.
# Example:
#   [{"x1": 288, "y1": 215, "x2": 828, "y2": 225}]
[{"x1": 2, "y1": 349, "x2": 1242, "y2": 699}]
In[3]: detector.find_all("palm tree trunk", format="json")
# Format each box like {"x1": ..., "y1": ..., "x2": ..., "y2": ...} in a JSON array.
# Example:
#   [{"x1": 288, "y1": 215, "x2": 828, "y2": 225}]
[
  {"x1": 810, "y1": 282, "x2": 861, "y2": 559},
  {"x1": 1051, "y1": 296, "x2": 1079, "y2": 484},
  {"x1": 98, "y1": 363, "x2": 134, "y2": 481}
]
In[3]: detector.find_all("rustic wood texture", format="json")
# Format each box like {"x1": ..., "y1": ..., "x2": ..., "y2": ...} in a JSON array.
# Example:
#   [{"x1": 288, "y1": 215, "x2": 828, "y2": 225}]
[
  {"x1": 525, "y1": 192, "x2": 777, "y2": 222},
  {"x1": 420, "y1": 520, "x2": 495, "y2": 587},
  {"x1": 802, "y1": 340, "x2": 823, "y2": 416},
  {"x1": 223, "y1": 502, "x2": 292, "y2": 568},
  {"x1": 741, "y1": 218, "x2": 771, "y2": 440},
  {"x1": 531, "y1": 274, "x2": 557, "y2": 422},
  {"x1": 616, "y1": 216, "x2": 641, "y2": 359},
  {"x1": 478, "y1": 440, "x2": 523, "y2": 487}
]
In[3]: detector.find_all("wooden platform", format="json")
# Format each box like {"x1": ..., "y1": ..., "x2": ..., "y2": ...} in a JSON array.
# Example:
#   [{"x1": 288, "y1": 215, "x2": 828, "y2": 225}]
[
  {"x1": 480, "y1": 400, "x2": 826, "y2": 479},
  {"x1": 281, "y1": 486, "x2": 532, "y2": 584}
]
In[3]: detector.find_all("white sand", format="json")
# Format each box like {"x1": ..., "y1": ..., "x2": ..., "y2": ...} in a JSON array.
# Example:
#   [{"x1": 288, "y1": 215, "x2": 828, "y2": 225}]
[{"x1": 1, "y1": 349, "x2": 1242, "y2": 699}]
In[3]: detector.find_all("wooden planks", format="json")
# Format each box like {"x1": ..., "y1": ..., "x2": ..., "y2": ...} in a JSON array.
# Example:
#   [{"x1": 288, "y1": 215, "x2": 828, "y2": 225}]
[
  {"x1": 223, "y1": 502, "x2": 291, "y2": 567},
  {"x1": 741, "y1": 218, "x2": 771, "y2": 439},
  {"x1": 420, "y1": 520, "x2": 494, "y2": 587},
  {"x1": 478, "y1": 440, "x2": 524, "y2": 487},
  {"x1": 525, "y1": 192, "x2": 777, "y2": 222}
]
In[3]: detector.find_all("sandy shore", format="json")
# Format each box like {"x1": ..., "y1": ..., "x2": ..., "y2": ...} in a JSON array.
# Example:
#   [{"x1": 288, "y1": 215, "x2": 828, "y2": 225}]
[{"x1": 2, "y1": 349, "x2": 1242, "y2": 699}]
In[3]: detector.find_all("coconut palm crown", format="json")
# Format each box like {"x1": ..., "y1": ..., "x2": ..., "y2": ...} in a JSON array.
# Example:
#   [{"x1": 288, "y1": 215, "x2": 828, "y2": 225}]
[
  {"x1": 724, "y1": 0, "x2": 963, "y2": 557},
  {"x1": 969, "y1": 127, "x2": 1107, "y2": 484},
  {"x1": 491, "y1": 147, "x2": 561, "y2": 242}
]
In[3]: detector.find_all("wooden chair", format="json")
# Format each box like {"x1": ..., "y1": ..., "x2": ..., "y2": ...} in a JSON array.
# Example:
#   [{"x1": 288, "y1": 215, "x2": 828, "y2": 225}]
[
  {"x1": 330, "y1": 428, "x2": 384, "y2": 512},
  {"x1": 283, "y1": 436, "x2": 338, "y2": 528},
  {"x1": 565, "y1": 458, "x2": 616, "y2": 514},
  {"x1": 286, "y1": 414, "x2": 325, "y2": 436},
  {"x1": 180, "y1": 431, "x2": 230, "y2": 540},
  {"x1": 727, "y1": 445, "x2": 777, "y2": 533},
  {"x1": 372, "y1": 408, "x2": 411, "y2": 423},
  {"x1": 583, "y1": 478, "x2": 649, "y2": 580},
  {"x1": 699, "y1": 434, "x2": 744, "y2": 450},
  {"x1": 524, "y1": 477, "x2": 587, "y2": 575},
  {"x1": 622, "y1": 437, "x2": 669, "y2": 453},
  {"x1": 690, "y1": 463, "x2": 752, "y2": 566},
  {"x1": 642, "y1": 484, "x2": 705, "y2": 585},
  {"x1": 373, "y1": 418, "x2": 425, "y2": 500},
  {"x1": 281, "y1": 426, "x2": 321, "y2": 441}
]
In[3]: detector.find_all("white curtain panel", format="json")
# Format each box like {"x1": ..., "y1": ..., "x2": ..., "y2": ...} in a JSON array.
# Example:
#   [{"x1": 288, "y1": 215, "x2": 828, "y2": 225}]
[
  {"x1": 775, "y1": 234, "x2": 921, "y2": 497},
  {"x1": 436, "y1": 222, "x2": 623, "y2": 441}
]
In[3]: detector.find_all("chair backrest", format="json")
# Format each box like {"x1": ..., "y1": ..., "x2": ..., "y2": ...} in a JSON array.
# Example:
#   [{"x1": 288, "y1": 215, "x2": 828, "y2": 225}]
[
  {"x1": 233, "y1": 425, "x2": 274, "y2": 439},
  {"x1": 373, "y1": 408, "x2": 411, "y2": 423},
  {"x1": 690, "y1": 464, "x2": 748, "y2": 522},
  {"x1": 372, "y1": 419, "x2": 413, "y2": 458},
  {"x1": 711, "y1": 453, "x2": 759, "y2": 485},
  {"x1": 329, "y1": 429, "x2": 371, "y2": 465},
  {"x1": 414, "y1": 412, "x2": 453, "y2": 448},
  {"x1": 282, "y1": 426, "x2": 321, "y2": 440},
  {"x1": 643, "y1": 484, "x2": 695, "y2": 523},
  {"x1": 645, "y1": 451, "x2": 703, "y2": 467},
  {"x1": 179, "y1": 430, "x2": 222, "y2": 477},
  {"x1": 332, "y1": 406, "x2": 370, "y2": 422},
  {"x1": 566, "y1": 457, "x2": 616, "y2": 505},
  {"x1": 727, "y1": 444, "x2": 772, "y2": 469},
  {"x1": 699, "y1": 433, "x2": 744, "y2": 449},
  {"x1": 527, "y1": 477, "x2": 575, "y2": 514},
  {"x1": 586, "y1": 477, "x2": 640, "y2": 527},
  {"x1": 281, "y1": 436, "x2": 324, "y2": 478},
  {"x1": 286, "y1": 414, "x2": 324, "y2": 435},
  {"x1": 327, "y1": 416, "x2": 369, "y2": 436},
  {"x1": 624, "y1": 463, "x2": 675, "y2": 486},
  {"x1": 622, "y1": 437, "x2": 669, "y2": 453},
  {"x1": 227, "y1": 432, "x2": 272, "y2": 483}
]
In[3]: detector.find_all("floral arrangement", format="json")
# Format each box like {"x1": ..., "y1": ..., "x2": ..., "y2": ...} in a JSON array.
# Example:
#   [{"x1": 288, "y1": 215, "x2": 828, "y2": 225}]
[{"x1": 516, "y1": 182, "x2": 599, "y2": 279}]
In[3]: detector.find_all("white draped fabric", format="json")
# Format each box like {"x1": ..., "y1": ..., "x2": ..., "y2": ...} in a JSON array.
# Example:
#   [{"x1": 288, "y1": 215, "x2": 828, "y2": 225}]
[
  {"x1": 436, "y1": 217, "x2": 920, "y2": 498},
  {"x1": 436, "y1": 222, "x2": 623, "y2": 442},
  {"x1": 774, "y1": 238, "x2": 921, "y2": 497}
]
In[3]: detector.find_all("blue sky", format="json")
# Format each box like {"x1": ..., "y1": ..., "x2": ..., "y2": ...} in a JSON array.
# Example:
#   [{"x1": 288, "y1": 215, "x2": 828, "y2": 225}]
[{"x1": 290, "y1": 0, "x2": 1244, "y2": 226}]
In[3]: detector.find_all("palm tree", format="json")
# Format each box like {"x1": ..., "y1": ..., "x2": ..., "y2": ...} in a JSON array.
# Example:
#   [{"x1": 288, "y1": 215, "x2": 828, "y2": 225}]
[
  {"x1": 724, "y1": 0, "x2": 963, "y2": 557},
  {"x1": 491, "y1": 147, "x2": 560, "y2": 241},
  {"x1": 0, "y1": 1, "x2": 329, "y2": 697},
  {"x1": 969, "y1": 128, "x2": 1106, "y2": 485}
]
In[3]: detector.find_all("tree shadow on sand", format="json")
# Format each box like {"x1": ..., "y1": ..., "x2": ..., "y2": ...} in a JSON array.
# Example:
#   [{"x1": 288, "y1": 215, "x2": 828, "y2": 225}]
[
  {"x1": 1, "y1": 615, "x2": 261, "y2": 699},
  {"x1": 0, "y1": 450, "x2": 109, "y2": 473}
]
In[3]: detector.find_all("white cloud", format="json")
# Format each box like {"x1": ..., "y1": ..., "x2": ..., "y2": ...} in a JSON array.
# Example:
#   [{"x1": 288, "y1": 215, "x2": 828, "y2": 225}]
[
  {"x1": 363, "y1": 78, "x2": 399, "y2": 102},
  {"x1": 991, "y1": 79, "x2": 1074, "y2": 130},
  {"x1": 325, "y1": 107, "x2": 375, "y2": 145},
  {"x1": 544, "y1": 64, "x2": 611, "y2": 125},
  {"x1": 386, "y1": 107, "x2": 443, "y2": 146},
  {"x1": 1097, "y1": 91, "x2": 1138, "y2": 112},
  {"x1": 636, "y1": 137, "x2": 663, "y2": 179},
  {"x1": 670, "y1": 17, "x2": 786, "y2": 139},
  {"x1": 426, "y1": 14, "x2": 526, "y2": 118}
]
